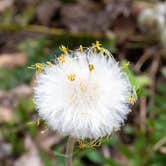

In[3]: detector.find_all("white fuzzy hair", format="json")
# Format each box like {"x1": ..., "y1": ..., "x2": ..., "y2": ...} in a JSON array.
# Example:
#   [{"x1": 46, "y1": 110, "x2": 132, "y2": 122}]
[{"x1": 34, "y1": 48, "x2": 133, "y2": 139}]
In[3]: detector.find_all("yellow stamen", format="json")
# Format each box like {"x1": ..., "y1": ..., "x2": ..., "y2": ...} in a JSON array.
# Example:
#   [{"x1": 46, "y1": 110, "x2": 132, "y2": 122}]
[
  {"x1": 46, "y1": 61, "x2": 53, "y2": 66},
  {"x1": 92, "y1": 41, "x2": 102, "y2": 50},
  {"x1": 123, "y1": 61, "x2": 130, "y2": 69},
  {"x1": 34, "y1": 63, "x2": 44, "y2": 73},
  {"x1": 67, "y1": 73, "x2": 76, "y2": 81},
  {"x1": 77, "y1": 45, "x2": 83, "y2": 52},
  {"x1": 88, "y1": 64, "x2": 94, "y2": 71},
  {"x1": 80, "y1": 81, "x2": 87, "y2": 91},
  {"x1": 128, "y1": 96, "x2": 136, "y2": 105},
  {"x1": 58, "y1": 55, "x2": 66, "y2": 63},
  {"x1": 90, "y1": 142, "x2": 101, "y2": 148},
  {"x1": 59, "y1": 45, "x2": 68, "y2": 54},
  {"x1": 78, "y1": 140, "x2": 87, "y2": 149}
]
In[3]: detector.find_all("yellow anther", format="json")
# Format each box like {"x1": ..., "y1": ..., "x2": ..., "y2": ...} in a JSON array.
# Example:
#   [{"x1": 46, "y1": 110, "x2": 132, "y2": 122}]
[
  {"x1": 59, "y1": 45, "x2": 68, "y2": 54},
  {"x1": 92, "y1": 41, "x2": 102, "y2": 50},
  {"x1": 34, "y1": 63, "x2": 44, "y2": 73},
  {"x1": 91, "y1": 142, "x2": 101, "y2": 148},
  {"x1": 58, "y1": 55, "x2": 66, "y2": 63},
  {"x1": 88, "y1": 64, "x2": 94, "y2": 71},
  {"x1": 80, "y1": 82, "x2": 87, "y2": 91},
  {"x1": 46, "y1": 61, "x2": 52, "y2": 66},
  {"x1": 77, "y1": 45, "x2": 83, "y2": 52},
  {"x1": 78, "y1": 141, "x2": 87, "y2": 149},
  {"x1": 67, "y1": 73, "x2": 76, "y2": 81},
  {"x1": 123, "y1": 61, "x2": 130, "y2": 69},
  {"x1": 128, "y1": 96, "x2": 136, "y2": 105}
]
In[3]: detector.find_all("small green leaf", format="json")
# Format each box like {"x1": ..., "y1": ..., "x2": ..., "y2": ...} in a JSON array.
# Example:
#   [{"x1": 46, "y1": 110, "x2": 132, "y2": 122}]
[{"x1": 85, "y1": 149, "x2": 104, "y2": 164}]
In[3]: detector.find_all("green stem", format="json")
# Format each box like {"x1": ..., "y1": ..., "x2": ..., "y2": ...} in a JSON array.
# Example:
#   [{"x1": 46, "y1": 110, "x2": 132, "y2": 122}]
[
  {"x1": 65, "y1": 137, "x2": 75, "y2": 166},
  {"x1": 0, "y1": 24, "x2": 103, "y2": 38}
]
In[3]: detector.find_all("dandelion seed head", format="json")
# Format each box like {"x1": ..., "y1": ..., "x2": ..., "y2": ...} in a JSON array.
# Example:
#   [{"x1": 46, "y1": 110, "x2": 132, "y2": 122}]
[{"x1": 34, "y1": 44, "x2": 136, "y2": 139}]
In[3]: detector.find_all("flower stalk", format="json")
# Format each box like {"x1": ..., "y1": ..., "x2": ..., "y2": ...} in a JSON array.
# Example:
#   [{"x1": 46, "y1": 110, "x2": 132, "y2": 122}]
[{"x1": 65, "y1": 137, "x2": 75, "y2": 166}]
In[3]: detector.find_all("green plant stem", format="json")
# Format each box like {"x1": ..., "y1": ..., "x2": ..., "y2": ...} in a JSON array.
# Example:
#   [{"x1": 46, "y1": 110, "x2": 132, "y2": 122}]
[
  {"x1": 65, "y1": 137, "x2": 75, "y2": 166},
  {"x1": 0, "y1": 24, "x2": 103, "y2": 38}
]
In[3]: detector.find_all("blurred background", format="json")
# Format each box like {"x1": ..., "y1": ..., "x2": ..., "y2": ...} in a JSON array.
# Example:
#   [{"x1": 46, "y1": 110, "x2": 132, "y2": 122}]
[{"x1": 0, "y1": 0, "x2": 166, "y2": 166}]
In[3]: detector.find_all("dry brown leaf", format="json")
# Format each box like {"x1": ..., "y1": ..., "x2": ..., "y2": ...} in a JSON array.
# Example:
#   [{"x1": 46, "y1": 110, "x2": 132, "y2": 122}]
[
  {"x1": 61, "y1": 3, "x2": 111, "y2": 32},
  {"x1": 0, "y1": 0, "x2": 13, "y2": 12},
  {"x1": 61, "y1": 0, "x2": 133, "y2": 32},
  {"x1": 37, "y1": 0, "x2": 61, "y2": 25},
  {"x1": 14, "y1": 135, "x2": 43, "y2": 166},
  {"x1": 0, "y1": 52, "x2": 27, "y2": 68},
  {"x1": 0, "y1": 91, "x2": 8, "y2": 99},
  {"x1": 36, "y1": 131, "x2": 64, "y2": 153},
  {"x1": 0, "y1": 84, "x2": 32, "y2": 108},
  {"x1": 0, "y1": 142, "x2": 12, "y2": 159},
  {"x1": 111, "y1": 147, "x2": 132, "y2": 166},
  {"x1": 11, "y1": 84, "x2": 32, "y2": 98},
  {"x1": 105, "y1": 0, "x2": 131, "y2": 17},
  {"x1": 0, "y1": 107, "x2": 14, "y2": 123},
  {"x1": 0, "y1": 85, "x2": 32, "y2": 122},
  {"x1": 0, "y1": 90, "x2": 13, "y2": 108},
  {"x1": 102, "y1": 145, "x2": 111, "y2": 158},
  {"x1": 131, "y1": 1, "x2": 153, "y2": 16},
  {"x1": 160, "y1": 147, "x2": 166, "y2": 154}
]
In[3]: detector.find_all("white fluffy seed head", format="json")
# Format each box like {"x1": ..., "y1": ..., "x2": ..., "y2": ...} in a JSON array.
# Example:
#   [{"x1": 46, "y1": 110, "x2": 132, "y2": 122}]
[{"x1": 34, "y1": 46, "x2": 135, "y2": 139}]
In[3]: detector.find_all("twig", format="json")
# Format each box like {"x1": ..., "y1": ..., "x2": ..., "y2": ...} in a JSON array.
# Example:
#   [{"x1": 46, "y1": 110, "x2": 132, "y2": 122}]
[
  {"x1": 154, "y1": 136, "x2": 166, "y2": 151},
  {"x1": 135, "y1": 48, "x2": 153, "y2": 72},
  {"x1": 149, "y1": 50, "x2": 161, "y2": 107},
  {"x1": 140, "y1": 96, "x2": 147, "y2": 131}
]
